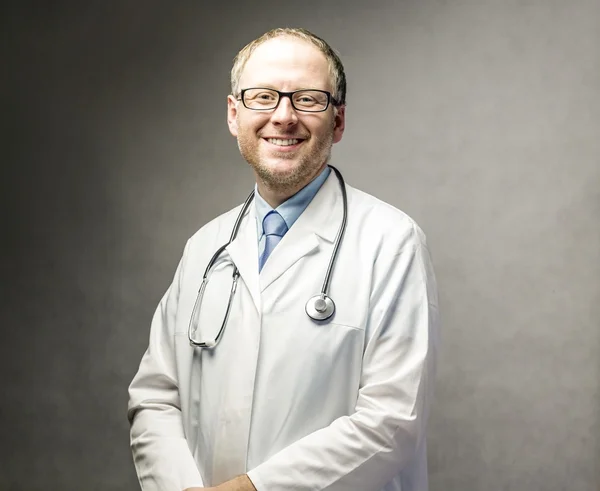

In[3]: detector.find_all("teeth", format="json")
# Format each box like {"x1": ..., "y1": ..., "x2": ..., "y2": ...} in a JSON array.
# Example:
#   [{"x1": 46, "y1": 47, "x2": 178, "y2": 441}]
[{"x1": 267, "y1": 138, "x2": 300, "y2": 146}]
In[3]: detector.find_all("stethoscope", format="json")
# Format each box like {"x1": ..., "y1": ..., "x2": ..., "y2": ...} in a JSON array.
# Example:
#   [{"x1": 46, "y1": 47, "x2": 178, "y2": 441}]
[{"x1": 188, "y1": 165, "x2": 348, "y2": 349}]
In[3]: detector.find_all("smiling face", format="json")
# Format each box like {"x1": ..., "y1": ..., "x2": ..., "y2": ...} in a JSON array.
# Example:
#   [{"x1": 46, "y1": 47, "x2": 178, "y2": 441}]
[{"x1": 227, "y1": 36, "x2": 345, "y2": 206}]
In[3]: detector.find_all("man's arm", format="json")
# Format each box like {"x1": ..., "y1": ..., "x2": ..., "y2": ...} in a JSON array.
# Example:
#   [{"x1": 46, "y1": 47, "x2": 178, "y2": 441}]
[
  {"x1": 128, "y1": 241, "x2": 205, "y2": 490},
  {"x1": 246, "y1": 224, "x2": 440, "y2": 491}
]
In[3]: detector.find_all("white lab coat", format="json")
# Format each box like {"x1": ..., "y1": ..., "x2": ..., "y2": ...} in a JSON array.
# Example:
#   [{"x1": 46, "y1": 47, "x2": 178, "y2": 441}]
[{"x1": 128, "y1": 172, "x2": 440, "y2": 491}]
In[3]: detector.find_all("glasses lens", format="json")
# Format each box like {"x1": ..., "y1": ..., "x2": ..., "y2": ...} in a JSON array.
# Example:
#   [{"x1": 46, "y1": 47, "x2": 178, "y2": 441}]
[
  {"x1": 292, "y1": 90, "x2": 329, "y2": 111},
  {"x1": 243, "y1": 89, "x2": 279, "y2": 109}
]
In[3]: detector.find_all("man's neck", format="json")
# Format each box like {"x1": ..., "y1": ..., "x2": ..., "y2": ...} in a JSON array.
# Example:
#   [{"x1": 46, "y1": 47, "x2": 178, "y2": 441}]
[
  {"x1": 256, "y1": 164, "x2": 327, "y2": 208},
  {"x1": 257, "y1": 186, "x2": 297, "y2": 209}
]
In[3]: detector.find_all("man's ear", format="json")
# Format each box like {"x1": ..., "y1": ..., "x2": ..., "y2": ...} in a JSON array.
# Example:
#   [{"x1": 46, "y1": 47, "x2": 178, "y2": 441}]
[
  {"x1": 332, "y1": 105, "x2": 346, "y2": 144},
  {"x1": 227, "y1": 95, "x2": 239, "y2": 137}
]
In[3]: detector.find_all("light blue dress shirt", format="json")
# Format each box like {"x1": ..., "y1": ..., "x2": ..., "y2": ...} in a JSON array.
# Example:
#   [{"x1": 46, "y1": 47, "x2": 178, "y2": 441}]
[{"x1": 255, "y1": 166, "x2": 331, "y2": 260}]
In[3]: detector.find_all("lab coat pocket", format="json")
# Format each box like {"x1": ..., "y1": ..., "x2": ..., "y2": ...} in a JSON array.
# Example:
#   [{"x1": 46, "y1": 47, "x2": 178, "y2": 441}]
[{"x1": 249, "y1": 316, "x2": 365, "y2": 450}]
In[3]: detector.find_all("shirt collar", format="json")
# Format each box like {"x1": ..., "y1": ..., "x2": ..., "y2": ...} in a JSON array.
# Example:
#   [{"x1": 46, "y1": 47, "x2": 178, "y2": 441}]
[{"x1": 255, "y1": 166, "x2": 331, "y2": 238}]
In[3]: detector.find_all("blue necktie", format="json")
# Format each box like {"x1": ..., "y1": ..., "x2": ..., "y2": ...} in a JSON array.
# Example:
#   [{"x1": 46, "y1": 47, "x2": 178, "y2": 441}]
[{"x1": 259, "y1": 211, "x2": 288, "y2": 272}]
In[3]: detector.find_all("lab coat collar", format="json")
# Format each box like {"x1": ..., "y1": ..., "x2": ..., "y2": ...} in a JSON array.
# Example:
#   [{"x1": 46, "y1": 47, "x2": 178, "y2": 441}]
[
  {"x1": 225, "y1": 203, "x2": 262, "y2": 314},
  {"x1": 258, "y1": 171, "x2": 342, "y2": 292}
]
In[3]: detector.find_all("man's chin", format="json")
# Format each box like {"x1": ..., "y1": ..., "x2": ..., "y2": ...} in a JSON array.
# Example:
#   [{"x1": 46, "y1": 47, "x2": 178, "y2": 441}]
[
  {"x1": 258, "y1": 159, "x2": 301, "y2": 176},
  {"x1": 253, "y1": 160, "x2": 308, "y2": 187}
]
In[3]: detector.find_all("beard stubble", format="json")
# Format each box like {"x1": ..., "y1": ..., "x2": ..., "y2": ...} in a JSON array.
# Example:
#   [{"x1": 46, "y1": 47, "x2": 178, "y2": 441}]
[{"x1": 236, "y1": 118, "x2": 335, "y2": 195}]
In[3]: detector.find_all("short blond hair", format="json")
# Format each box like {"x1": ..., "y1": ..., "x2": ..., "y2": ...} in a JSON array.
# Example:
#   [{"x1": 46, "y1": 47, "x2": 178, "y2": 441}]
[{"x1": 230, "y1": 27, "x2": 347, "y2": 105}]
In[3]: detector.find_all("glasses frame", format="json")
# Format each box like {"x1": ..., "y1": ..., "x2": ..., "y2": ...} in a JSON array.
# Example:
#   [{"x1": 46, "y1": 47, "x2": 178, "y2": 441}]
[{"x1": 237, "y1": 88, "x2": 340, "y2": 113}]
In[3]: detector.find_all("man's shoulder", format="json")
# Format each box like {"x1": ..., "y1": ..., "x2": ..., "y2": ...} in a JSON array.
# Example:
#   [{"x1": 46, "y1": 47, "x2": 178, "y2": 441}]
[
  {"x1": 346, "y1": 184, "x2": 426, "y2": 242},
  {"x1": 187, "y1": 202, "x2": 246, "y2": 246}
]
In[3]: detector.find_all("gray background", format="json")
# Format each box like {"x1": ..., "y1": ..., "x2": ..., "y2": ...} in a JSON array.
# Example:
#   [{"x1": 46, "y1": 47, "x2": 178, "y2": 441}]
[{"x1": 2, "y1": 1, "x2": 598, "y2": 490}]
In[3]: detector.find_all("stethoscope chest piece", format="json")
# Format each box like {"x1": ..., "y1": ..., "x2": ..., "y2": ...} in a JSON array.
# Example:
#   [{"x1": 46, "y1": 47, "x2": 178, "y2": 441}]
[{"x1": 305, "y1": 294, "x2": 336, "y2": 321}]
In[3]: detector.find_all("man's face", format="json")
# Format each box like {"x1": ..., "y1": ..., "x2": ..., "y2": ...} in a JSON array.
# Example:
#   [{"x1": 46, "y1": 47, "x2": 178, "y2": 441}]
[{"x1": 227, "y1": 36, "x2": 345, "y2": 195}]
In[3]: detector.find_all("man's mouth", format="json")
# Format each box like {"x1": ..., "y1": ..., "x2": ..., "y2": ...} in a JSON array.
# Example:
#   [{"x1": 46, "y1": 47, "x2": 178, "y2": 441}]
[{"x1": 265, "y1": 138, "x2": 303, "y2": 146}]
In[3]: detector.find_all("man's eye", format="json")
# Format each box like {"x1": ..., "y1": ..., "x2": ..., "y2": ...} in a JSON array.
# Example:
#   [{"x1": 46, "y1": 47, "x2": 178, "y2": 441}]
[{"x1": 256, "y1": 93, "x2": 276, "y2": 101}]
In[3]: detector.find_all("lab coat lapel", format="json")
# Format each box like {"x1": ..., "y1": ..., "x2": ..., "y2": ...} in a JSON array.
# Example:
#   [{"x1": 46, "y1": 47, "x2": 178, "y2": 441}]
[
  {"x1": 259, "y1": 172, "x2": 341, "y2": 292},
  {"x1": 225, "y1": 204, "x2": 261, "y2": 313},
  {"x1": 212, "y1": 205, "x2": 261, "y2": 484}
]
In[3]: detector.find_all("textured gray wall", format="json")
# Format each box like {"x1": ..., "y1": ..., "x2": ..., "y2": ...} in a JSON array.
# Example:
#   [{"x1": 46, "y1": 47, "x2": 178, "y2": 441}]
[{"x1": 2, "y1": 1, "x2": 599, "y2": 490}]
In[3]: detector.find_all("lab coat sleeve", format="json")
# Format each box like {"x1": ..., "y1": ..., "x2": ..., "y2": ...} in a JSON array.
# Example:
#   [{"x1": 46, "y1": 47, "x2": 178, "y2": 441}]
[
  {"x1": 127, "y1": 241, "x2": 204, "y2": 490},
  {"x1": 247, "y1": 223, "x2": 440, "y2": 491}
]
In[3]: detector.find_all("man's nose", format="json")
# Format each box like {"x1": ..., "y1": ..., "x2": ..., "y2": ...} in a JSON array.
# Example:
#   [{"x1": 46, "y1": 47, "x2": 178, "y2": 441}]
[{"x1": 270, "y1": 96, "x2": 298, "y2": 127}]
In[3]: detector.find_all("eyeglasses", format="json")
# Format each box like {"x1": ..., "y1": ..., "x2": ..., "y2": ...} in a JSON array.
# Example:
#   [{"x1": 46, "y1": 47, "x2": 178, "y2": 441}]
[{"x1": 237, "y1": 88, "x2": 339, "y2": 112}]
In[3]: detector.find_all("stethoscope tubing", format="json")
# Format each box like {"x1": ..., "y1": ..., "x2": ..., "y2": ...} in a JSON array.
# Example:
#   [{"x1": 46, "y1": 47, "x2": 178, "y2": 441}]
[
  {"x1": 189, "y1": 165, "x2": 346, "y2": 347},
  {"x1": 318, "y1": 166, "x2": 347, "y2": 299}
]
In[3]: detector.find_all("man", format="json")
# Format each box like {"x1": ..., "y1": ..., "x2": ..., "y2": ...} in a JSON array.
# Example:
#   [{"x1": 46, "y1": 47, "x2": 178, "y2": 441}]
[{"x1": 128, "y1": 27, "x2": 440, "y2": 491}]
